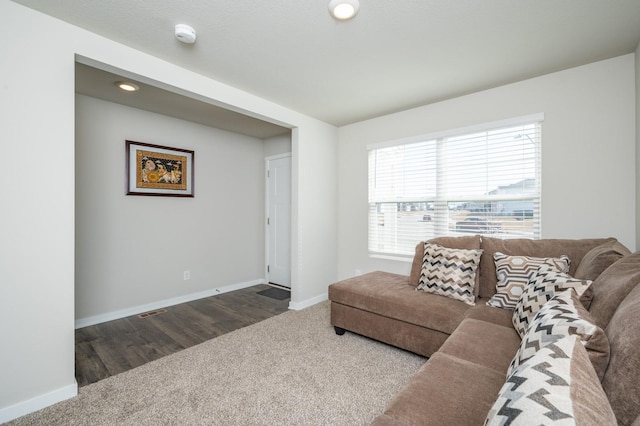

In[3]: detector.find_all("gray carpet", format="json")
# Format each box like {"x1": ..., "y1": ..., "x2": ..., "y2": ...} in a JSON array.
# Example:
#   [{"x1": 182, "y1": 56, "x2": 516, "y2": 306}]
[{"x1": 9, "y1": 301, "x2": 426, "y2": 425}]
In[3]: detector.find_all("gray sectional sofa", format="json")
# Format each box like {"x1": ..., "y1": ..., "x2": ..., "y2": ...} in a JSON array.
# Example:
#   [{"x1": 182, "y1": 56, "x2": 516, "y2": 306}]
[{"x1": 328, "y1": 236, "x2": 640, "y2": 425}]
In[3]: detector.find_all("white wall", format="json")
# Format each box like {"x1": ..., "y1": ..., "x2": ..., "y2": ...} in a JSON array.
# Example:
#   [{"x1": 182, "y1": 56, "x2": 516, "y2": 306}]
[
  {"x1": 0, "y1": 2, "x2": 337, "y2": 421},
  {"x1": 290, "y1": 125, "x2": 338, "y2": 307},
  {"x1": 264, "y1": 133, "x2": 292, "y2": 158},
  {"x1": 75, "y1": 95, "x2": 267, "y2": 322},
  {"x1": 0, "y1": 3, "x2": 77, "y2": 420},
  {"x1": 636, "y1": 42, "x2": 640, "y2": 251},
  {"x1": 338, "y1": 55, "x2": 637, "y2": 279}
]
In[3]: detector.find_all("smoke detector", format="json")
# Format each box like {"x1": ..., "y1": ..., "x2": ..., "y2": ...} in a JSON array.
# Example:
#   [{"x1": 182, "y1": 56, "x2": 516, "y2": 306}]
[{"x1": 175, "y1": 24, "x2": 196, "y2": 44}]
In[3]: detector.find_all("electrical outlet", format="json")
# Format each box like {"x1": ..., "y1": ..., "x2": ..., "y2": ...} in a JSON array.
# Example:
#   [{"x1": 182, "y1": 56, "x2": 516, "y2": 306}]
[{"x1": 183, "y1": 270, "x2": 190, "y2": 280}]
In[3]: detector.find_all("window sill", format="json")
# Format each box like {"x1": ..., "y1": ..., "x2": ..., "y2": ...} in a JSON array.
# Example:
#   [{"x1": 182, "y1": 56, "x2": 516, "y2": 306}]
[{"x1": 368, "y1": 253, "x2": 413, "y2": 263}]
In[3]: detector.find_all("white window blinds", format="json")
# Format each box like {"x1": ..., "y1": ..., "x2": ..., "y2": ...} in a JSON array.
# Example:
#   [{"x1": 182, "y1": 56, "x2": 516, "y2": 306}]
[{"x1": 368, "y1": 117, "x2": 542, "y2": 258}]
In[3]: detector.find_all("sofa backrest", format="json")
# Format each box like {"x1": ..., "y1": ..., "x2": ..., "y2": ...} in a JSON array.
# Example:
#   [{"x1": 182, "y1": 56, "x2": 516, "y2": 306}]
[
  {"x1": 410, "y1": 236, "x2": 618, "y2": 300},
  {"x1": 476, "y1": 237, "x2": 616, "y2": 299},
  {"x1": 592, "y1": 253, "x2": 640, "y2": 425},
  {"x1": 588, "y1": 251, "x2": 640, "y2": 330}
]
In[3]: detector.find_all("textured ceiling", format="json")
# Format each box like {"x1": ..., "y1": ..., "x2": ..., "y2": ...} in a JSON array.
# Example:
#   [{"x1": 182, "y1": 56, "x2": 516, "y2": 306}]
[{"x1": 12, "y1": 0, "x2": 640, "y2": 127}]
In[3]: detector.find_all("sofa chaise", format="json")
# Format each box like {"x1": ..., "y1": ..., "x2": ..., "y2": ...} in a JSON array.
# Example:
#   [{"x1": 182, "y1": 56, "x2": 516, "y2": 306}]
[{"x1": 328, "y1": 236, "x2": 639, "y2": 425}]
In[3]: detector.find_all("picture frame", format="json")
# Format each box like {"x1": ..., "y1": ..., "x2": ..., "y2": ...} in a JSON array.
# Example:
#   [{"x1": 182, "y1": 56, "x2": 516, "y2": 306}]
[{"x1": 126, "y1": 140, "x2": 194, "y2": 197}]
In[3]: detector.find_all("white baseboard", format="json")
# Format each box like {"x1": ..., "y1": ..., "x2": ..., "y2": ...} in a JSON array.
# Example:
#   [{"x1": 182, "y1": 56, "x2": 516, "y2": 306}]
[
  {"x1": 0, "y1": 382, "x2": 77, "y2": 424},
  {"x1": 75, "y1": 279, "x2": 264, "y2": 329},
  {"x1": 288, "y1": 292, "x2": 327, "y2": 311}
]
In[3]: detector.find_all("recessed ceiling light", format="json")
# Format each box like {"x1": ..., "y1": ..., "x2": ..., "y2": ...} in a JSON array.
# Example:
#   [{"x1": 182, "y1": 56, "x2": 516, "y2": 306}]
[
  {"x1": 329, "y1": 0, "x2": 360, "y2": 20},
  {"x1": 115, "y1": 81, "x2": 139, "y2": 92}
]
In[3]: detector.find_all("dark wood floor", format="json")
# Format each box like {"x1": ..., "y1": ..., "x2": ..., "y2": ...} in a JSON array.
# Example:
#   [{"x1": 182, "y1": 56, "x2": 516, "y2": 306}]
[{"x1": 75, "y1": 284, "x2": 290, "y2": 387}]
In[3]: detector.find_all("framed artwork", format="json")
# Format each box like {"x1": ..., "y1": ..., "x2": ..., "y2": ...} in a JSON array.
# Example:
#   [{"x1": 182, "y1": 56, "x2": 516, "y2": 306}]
[{"x1": 126, "y1": 140, "x2": 194, "y2": 197}]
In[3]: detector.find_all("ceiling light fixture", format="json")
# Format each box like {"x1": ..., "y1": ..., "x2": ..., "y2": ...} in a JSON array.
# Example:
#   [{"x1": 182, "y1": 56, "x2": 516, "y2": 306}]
[
  {"x1": 329, "y1": 0, "x2": 360, "y2": 20},
  {"x1": 175, "y1": 24, "x2": 197, "y2": 44},
  {"x1": 115, "y1": 81, "x2": 139, "y2": 92}
]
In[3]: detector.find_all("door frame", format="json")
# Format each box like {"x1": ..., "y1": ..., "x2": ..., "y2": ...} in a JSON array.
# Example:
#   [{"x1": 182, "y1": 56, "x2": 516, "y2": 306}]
[{"x1": 264, "y1": 153, "x2": 292, "y2": 286}]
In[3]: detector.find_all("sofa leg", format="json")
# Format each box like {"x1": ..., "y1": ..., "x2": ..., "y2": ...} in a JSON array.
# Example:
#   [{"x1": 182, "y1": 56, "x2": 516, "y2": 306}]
[{"x1": 334, "y1": 326, "x2": 346, "y2": 336}]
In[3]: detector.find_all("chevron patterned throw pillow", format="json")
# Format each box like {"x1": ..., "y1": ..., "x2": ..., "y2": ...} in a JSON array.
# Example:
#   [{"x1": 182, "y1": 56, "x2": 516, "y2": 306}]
[
  {"x1": 512, "y1": 263, "x2": 593, "y2": 338},
  {"x1": 416, "y1": 242, "x2": 483, "y2": 306},
  {"x1": 508, "y1": 289, "x2": 609, "y2": 380},
  {"x1": 486, "y1": 334, "x2": 616, "y2": 425},
  {"x1": 486, "y1": 253, "x2": 571, "y2": 310}
]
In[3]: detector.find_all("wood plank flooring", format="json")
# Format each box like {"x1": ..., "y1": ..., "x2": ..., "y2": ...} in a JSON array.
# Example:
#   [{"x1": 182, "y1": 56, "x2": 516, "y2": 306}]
[{"x1": 75, "y1": 284, "x2": 290, "y2": 387}]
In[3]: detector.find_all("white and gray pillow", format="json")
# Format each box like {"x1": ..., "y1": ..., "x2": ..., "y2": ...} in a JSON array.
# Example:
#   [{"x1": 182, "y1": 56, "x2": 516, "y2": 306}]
[
  {"x1": 512, "y1": 264, "x2": 593, "y2": 338},
  {"x1": 508, "y1": 290, "x2": 610, "y2": 381},
  {"x1": 487, "y1": 253, "x2": 571, "y2": 310},
  {"x1": 416, "y1": 242, "x2": 483, "y2": 306},
  {"x1": 486, "y1": 334, "x2": 616, "y2": 425}
]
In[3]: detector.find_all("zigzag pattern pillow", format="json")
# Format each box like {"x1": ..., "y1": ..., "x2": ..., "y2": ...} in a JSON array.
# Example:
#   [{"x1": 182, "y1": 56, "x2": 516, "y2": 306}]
[
  {"x1": 512, "y1": 264, "x2": 593, "y2": 338},
  {"x1": 486, "y1": 253, "x2": 571, "y2": 310},
  {"x1": 486, "y1": 334, "x2": 616, "y2": 425},
  {"x1": 508, "y1": 290, "x2": 610, "y2": 381},
  {"x1": 416, "y1": 242, "x2": 483, "y2": 306}
]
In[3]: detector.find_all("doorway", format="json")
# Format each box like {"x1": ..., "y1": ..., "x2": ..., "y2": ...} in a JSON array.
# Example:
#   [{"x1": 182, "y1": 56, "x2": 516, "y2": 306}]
[{"x1": 266, "y1": 154, "x2": 292, "y2": 288}]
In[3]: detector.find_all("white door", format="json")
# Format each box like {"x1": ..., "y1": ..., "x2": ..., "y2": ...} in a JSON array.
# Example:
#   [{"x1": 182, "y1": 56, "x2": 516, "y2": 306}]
[{"x1": 266, "y1": 155, "x2": 291, "y2": 287}]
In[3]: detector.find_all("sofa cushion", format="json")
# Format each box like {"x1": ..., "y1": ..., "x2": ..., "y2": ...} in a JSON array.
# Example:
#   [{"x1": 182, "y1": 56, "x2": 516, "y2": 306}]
[
  {"x1": 409, "y1": 235, "x2": 482, "y2": 288},
  {"x1": 478, "y1": 237, "x2": 616, "y2": 299},
  {"x1": 328, "y1": 271, "x2": 471, "y2": 335},
  {"x1": 486, "y1": 335, "x2": 616, "y2": 426},
  {"x1": 464, "y1": 303, "x2": 514, "y2": 328},
  {"x1": 331, "y1": 301, "x2": 450, "y2": 357},
  {"x1": 376, "y1": 352, "x2": 506, "y2": 426},
  {"x1": 439, "y1": 318, "x2": 520, "y2": 373},
  {"x1": 574, "y1": 240, "x2": 631, "y2": 283},
  {"x1": 512, "y1": 264, "x2": 592, "y2": 338},
  {"x1": 486, "y1": 252, "x2": 570, "y2": 309},
  {"x1": 508, "y1": 290, "x2": 610, "y2": 381},
  {"x1": 601, "y1": 280, "x2": 640, "y2": 425},
  {"x1": 588, "y1": 251, "x2": 640, "y2": 330},
  {"x1": 416, "y1": 242, "x2": 483, "y2": 306}
]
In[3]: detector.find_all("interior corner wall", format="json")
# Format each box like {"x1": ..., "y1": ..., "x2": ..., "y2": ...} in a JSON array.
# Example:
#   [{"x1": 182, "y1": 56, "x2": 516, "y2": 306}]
[
  {"x1": 337, "y1": 54, "x2": 637, "y2": 280},
  {"x1": 1, "y1": 2, "x2": 338, "y2": 421},
  {"x1": 635, "y1": 43, "x2": 640, "y2": 251},
  {"x1": 75, "y1": 94, "x2": 265, "y2": 321}
]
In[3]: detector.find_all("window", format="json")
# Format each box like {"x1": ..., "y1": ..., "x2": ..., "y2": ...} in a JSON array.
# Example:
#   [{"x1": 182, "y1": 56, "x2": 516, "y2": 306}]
[{"x1": 368, "y1": 115, "x2": 542, "y2": 258}]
